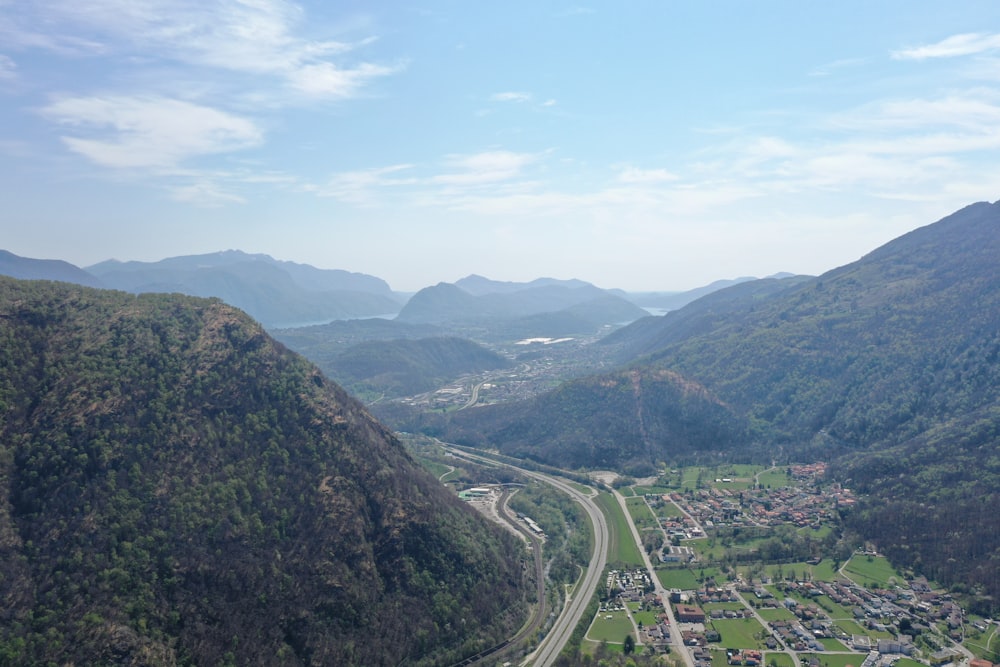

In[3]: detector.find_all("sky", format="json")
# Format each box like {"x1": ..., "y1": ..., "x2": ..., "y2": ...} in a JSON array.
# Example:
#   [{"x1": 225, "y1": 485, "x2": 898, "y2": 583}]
[{"x1": 3, "y1": 1, "x2": 1000, "y2": 292}]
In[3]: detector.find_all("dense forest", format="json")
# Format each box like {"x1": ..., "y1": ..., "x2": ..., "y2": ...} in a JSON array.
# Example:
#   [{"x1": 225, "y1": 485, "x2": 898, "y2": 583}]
[
  {"x1": 317, "y1": 336, "x2": 511, "y2": 399},
  {"x1": 0, "y1": 278, "x2": 528, "y2": 665},
  {"x1": 445, "y1": 368, "x2": 749, "y2": 474}
]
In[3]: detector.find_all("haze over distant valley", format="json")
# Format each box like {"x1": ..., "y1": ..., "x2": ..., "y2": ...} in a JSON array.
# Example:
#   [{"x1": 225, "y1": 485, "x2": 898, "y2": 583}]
[{"x1": 2, "y1": 2, "x2": 1000, "y2": 664}]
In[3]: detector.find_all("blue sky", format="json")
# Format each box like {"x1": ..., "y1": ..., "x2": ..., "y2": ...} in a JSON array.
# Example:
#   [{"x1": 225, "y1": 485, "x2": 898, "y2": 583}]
[{"x1": 3, "y1": 1, "x2": 1000, "y2": 291}]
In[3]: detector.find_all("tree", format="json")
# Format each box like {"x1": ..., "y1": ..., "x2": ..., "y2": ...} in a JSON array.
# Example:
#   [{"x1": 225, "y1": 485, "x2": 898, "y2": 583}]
[{"x1": 623, "y1": 633, "x2": 635, "y2": 655}]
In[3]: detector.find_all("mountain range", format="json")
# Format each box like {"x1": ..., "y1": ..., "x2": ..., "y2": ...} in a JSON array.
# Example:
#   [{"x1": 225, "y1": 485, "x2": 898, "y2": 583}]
[
  {"x1": 86, "y1": 251, "x2": 403, "y2": 328},
  {"x1": 0, "y1": 250, "x2": 757, "y2": 335}
]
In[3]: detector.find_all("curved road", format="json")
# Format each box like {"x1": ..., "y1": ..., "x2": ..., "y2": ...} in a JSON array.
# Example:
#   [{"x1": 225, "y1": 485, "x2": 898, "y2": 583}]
[
  {"x1": 524, "y1": 470, "x2": 608, "y2": 667},
  {"x1": 444, "y1": 447, "x2": 609, "y2": 666}
]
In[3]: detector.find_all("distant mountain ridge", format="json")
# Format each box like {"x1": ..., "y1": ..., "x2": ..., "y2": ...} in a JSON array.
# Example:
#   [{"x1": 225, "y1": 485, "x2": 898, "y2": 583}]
[
  {"x1": 88, "y1": 250, "x2": 394, "y2": 296},
  {"x1": 396, "y1": 279, "x2": 648, "y2": 333},
  {"x1": 454, "y1": 274, "x2": 593, "y2": 295},
  {"x1": 0, "y1": 250, "x2": 105, "y2": 288},
  {"x1": 87, "y1": 251, "x2": 403, "y2": 327}
]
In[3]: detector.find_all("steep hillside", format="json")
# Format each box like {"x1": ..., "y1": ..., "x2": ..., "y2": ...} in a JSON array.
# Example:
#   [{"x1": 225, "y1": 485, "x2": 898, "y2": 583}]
[
  {"x1": 325, "y1": 336, "x2": 512, "y2": 399},
  {"x1": 603, "y1": 275, "x2": 812, "y2": 362},
  {"x1": 0, "y1": 278, "x2": 527, "y2": 665},
  {"x1": 427, "y1": 368, "x2": 748, "y2": 474},
  {"x1": 638, "y1": 200, "x2": 1000, "y2": 452}
]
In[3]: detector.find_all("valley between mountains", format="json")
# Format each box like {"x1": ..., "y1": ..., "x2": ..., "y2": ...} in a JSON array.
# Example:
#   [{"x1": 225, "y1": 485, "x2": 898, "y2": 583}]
[{"x1": 0, "y1": 200, "x2": 996, "y2": 666}]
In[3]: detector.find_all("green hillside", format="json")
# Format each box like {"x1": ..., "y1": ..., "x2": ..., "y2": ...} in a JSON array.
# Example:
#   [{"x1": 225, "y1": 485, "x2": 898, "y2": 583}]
[
  {"x1": 440, "y1": 367, "x2": 748, "y2": 474},
  {"x1": 0, "y1": 278, "x2": 527, "y2": 665},
  {"x1": 326, "y1": 336, "x2": 512, "y2": 398}
]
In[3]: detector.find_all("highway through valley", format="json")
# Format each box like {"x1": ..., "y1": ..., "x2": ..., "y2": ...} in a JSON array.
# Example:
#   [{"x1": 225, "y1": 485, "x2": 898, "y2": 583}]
[{"x1": 444, "y1": 447, "x2": 610, "y2": 667}]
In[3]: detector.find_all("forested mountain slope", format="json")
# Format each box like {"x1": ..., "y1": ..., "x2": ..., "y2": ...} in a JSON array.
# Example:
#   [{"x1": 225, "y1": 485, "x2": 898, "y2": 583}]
[
  {"x1": 602, "y1": 275, "x2": 812, "y2": 362},
  {"x1": 402, "y1": 367, "x2": 748, "y2": 474},
  {"x1": 636, "y1": 200, "x2": 1000, "y2": 453},
  {"x1": 0, "y1": 278, "x2": 527, "y2": 665},
  {"x1": 323, "y1": 336, "x2": 511, "y2": 399}
]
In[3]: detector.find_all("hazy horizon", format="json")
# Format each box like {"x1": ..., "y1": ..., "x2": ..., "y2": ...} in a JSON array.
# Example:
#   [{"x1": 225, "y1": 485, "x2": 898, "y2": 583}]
[{"x1": 3, "y1": 2, "x2": 999, "y2": 291}]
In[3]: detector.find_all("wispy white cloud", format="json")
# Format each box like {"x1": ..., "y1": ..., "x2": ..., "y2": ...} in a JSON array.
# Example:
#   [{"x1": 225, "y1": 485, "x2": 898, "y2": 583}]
[
  {"x1": 433, "y1": 150, "x2": 538, "y2": 185},
  {"x1": 314, "y1": 164, "x2": 415, "y2": 205},
  {"x1": 170, "y1": 180, "x2": 246, "y2": 206},
  {"x1": 808, "y1": 57, "x2": 867, "y2": 77},
  {"x1": 42, "y1": 95, "x2": 262, "y2": 168},
  {"x1": 892, "y1": 32, "x2": 1000, "y2": 60},
  {"x1": 6, "y1": 1, "x2": 396, "y2": 100},
  {"x1": 0, "y1": 54, "x2": 15, "y2": 81},
  {"x1": 288, "y1": 61, "x2": 398, "y2": 98},
  {"x1": 832, "y1": 94, "x2": 1000, "y2": 133},
  {"x1": 491, "y1": 91, "x2": 531, "y2": 103},
  {"x1": 617, "y1": 166, "x2": 679, "y2": 184}
]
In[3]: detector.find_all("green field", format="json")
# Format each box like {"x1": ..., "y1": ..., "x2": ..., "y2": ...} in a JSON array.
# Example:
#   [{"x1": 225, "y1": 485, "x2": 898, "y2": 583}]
[
  {"x1": 587, "y1": 610, "x2": 636, "y2": 643},
  {"x1": 765, "y1": 652, "x2": 796, "y2": 667},
  {"x1": 633, "y1": 485, "x2": 673, "y2": 495},
  {"x1": 656, "y1": 567, "x2": 702, "y2": 590},
  {"x1": 818, "y1": 637, "x2": 850, "y2": 651},
  {"x1": 626, "y1": 496, "x2": 660, "y2": 530},
  {"x1": 651, "y1": 500, "x2": 686, "y2": 519},
  {"x1": 843, "y1": 554, "x2": 901, "y2": 588},
  {"x1": 633, "y1": 609, "x2": 660, "y2": 627},
  {"x1": 813, "y1": 595, "x2": 859, "y2": 621},
  {"x1": 834, "y1": 619, "x2": 870, "y2": 638},
  {"x1": 710, "y1": 617, "x2": 769, "y2": 649},
  {"x1": 756, "y1": 468, "x2": 792, "y2": 489},
  {"x1": 964, "y1": 621, "x2": 999, "y2": 660},
  {"x1": 595, "y1": 492, "x2": 645, "y2": 567},
  {"x1": 756, "y1": 607, "x2": 796, "y2": 622},
  {"x1": 810, "y1": 559, "x2": 842, "y2": 583}
]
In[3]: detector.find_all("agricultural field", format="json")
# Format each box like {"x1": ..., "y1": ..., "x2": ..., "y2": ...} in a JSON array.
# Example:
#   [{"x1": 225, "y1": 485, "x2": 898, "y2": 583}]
[
  {"x1": 709, "y1": 618, "x2": 769, "y2": 649},
  {"x1": 764, "y1": 652, "x2": 796, "y2": 667},
  {"x1": 656, "y1": 567, "x2": 702, "y2": 590},
  {"x1": 595, "y1": 492, "x2": 645, "y2": 567},
  {"x1": 755, "y1": 607, "x2": 796, "y2": 622},
  {"x1": 587, "y1": 610, "x2": 636, "y2": 643},
  {"x1": 756, "y1": 468, "x2": 793, "y2": 489},
  {"x1": 626, "y1": 496, "x2": 660, "y2": 530},
  {"x1": 842, "y1": 554, "x2": 902, "y2": 589},
  {"x1": 633, "y1": 485, "x2": 673, "y2": 496}
]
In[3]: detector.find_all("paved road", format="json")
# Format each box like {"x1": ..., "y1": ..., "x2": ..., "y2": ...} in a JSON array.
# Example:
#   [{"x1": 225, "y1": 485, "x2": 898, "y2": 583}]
[
  {"x1": 525, "y1": 471, "x2": 608, "y2": 667},
  {"x1": 443, "y1": 447, "x2": 609, "y2": 666},
  {"x1": 613, "y1": 489, "x2": 694, "y2": 667}
]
